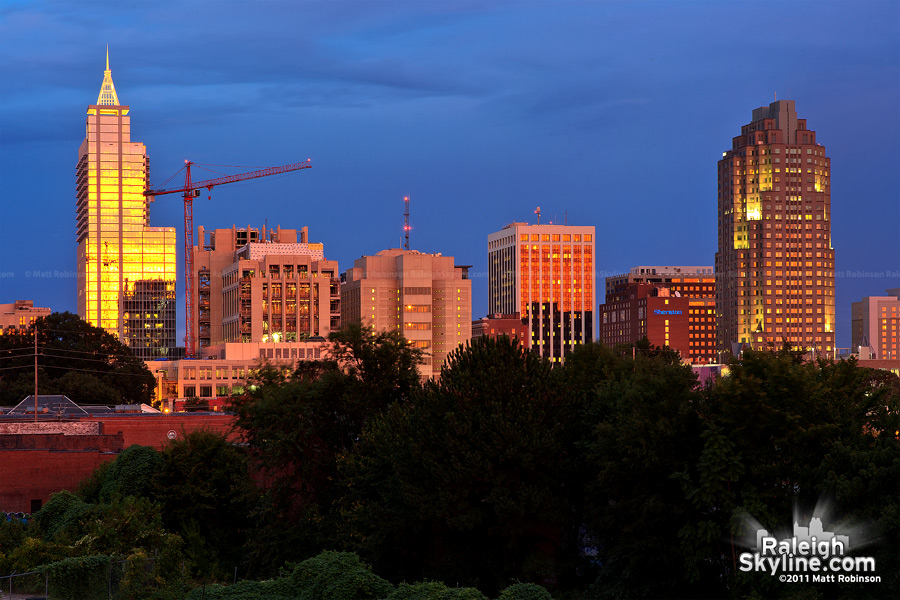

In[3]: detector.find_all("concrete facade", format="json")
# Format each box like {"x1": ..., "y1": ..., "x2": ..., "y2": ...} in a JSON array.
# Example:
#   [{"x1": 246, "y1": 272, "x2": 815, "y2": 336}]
[
  {"x1": 716, "y1": 100, "x2": 835, "y2": 359},
  {"x1": 341, "y1": 249, "x2": 472, "y2": 379},
  {"x1": 0, "y1": 300, "x2": 51, "y2": 335},
  {"x1": 145, "y1": 339, "x2": 330, "y2": 403},
  {"x1": 193, "y1": 225, "x2": 340, "y2": 348},
  {"x1": 851, "y1": 289, "x2": 900, "y2": 360}
]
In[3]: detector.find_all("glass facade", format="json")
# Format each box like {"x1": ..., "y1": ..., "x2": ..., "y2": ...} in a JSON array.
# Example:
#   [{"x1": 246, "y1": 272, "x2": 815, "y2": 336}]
[{"x1": 76, "y1": 56, "x2": 177, "y2": 359}]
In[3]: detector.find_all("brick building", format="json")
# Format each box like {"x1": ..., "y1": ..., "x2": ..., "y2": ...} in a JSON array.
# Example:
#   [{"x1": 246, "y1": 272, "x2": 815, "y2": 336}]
[
  {"x1": 471, "y1": 313, "x2": 530, "y2": 349},
  {"x1": 0, "y1": 412, "x2": 233, "y2": 513},
  {"x1": 600, "y1": 266, "x2": 716, "y2": 364}
]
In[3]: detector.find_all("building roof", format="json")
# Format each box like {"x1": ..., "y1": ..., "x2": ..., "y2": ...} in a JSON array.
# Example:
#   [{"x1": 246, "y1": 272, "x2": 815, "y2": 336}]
[{"x1": 97, "y1": 47, "x2": 120, "y2": 105}]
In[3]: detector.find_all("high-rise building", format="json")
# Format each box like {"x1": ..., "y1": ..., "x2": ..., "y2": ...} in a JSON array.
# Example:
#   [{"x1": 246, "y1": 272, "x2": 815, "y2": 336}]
[
  {"x1": 193, "y1": 225, "x2": 340, "y2": 346},
  {"x1": 340, "y1": 249, "x2": 472, "y2": 379},
  {"x1": 716, "y1": 100, "x2": 834, "y2": 358},
  {"x1": 601, "y1": 266, "x2": 716, "y2": 364},
  {"x1": 488, "y1": 223, "x2": 595, "y2": 362},
  {"x1": 852, "y1": 289, "x2": 900, "y2": 360},
  {"x1": 76, "y1": 52, "x2": 177, "y2": 359}
]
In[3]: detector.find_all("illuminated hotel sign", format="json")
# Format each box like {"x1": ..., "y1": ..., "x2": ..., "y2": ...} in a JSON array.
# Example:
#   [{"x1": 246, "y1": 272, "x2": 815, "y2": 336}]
[{"x1": 654, "y1": 309, "x2": 683, "y2": 315}]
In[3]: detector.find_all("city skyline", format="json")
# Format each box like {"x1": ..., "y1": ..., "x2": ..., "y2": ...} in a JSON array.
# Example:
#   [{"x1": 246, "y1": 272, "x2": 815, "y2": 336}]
[{"x1": 1, "y1": 1, "x2": 898, "y2": 349}]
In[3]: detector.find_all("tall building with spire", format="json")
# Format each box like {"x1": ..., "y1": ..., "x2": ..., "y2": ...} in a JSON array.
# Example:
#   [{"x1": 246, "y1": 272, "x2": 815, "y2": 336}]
[
  {"x1": 76, "y1": 51, "x2": 177, "y2": 359},
  {"x1": 716, "y1": 100, "x2": 835, "y2": 359}
]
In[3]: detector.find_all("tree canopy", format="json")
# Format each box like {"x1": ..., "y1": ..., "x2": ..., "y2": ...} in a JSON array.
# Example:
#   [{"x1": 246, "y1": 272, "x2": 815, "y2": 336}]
[{"x1": 0, "y1": 311, "x2": 155, "y2": 406}]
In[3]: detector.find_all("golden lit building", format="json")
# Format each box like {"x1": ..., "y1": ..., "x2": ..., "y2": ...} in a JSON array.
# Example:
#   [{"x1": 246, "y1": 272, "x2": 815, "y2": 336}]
[
  {"x1": 340, "y1": 249, "x2": 472, "y2": 379},
  {"x1": 0, "y1": 301, "x2": 52, "y2": 335},
  {"x1": 716, "y1": 100, "x2": 834, "y2": 359},
  {"x1": 488, "y1": 223, "x2": 595, "y2": 363},
  {"x1": 76, "y1": 52, "x2": 177, "y2": 359}
]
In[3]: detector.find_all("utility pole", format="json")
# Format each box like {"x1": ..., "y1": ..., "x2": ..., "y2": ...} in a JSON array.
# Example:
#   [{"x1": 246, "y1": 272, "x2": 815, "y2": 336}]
[{"x1": 34, "y1": 323, "x2": 38, "y2": 422}]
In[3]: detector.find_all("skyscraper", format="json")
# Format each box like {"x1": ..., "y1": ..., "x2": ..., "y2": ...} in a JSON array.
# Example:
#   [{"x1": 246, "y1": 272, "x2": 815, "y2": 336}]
[
  {"x1": 76, "y1": 51, "x2": 177, "y2": 359},
  {"x1": 488, "y1": 223, "x2": 595, "y2": 362},
  {"x1": 716, "y1": 100, "x2": 835, "y2": 358}
]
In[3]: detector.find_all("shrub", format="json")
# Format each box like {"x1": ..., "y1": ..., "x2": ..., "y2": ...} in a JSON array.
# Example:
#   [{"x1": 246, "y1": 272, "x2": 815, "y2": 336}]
[
  {"x1": 284, "y1": 551, "x2": 395, "y2": 600},
  {"x1": 496, "y1": 582, "x2": 554, "y2": 600}
]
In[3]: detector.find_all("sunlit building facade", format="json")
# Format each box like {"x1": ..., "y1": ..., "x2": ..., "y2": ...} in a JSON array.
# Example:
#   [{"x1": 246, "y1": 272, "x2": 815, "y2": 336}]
[
  {"x1": 341, "y1": 249, "x2": 472, "y2": 380},
  {"x1": 488, "y1": 223, "x2": 595, "y2": 363},
  {"x1": 193, "y1": 224, "x2": 340, "y2": 347},
  {"x1": 716, "y1": 100, "x2": 834, "y2": 359},
  {"x1": 0, "y1": 301, "x2": 52, "y2": 335},
  {"x1": 852, "y1": 289, "x2": 900, "y2": 360},
  {"x1": 76, "y1": 52, "x2": 177, "y2": 359}
]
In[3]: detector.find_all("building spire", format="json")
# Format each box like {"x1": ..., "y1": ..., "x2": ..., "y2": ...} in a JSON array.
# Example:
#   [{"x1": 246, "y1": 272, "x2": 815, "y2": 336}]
[{"x1": 97, "y1": 46, "x2": 120, "y2": 106}]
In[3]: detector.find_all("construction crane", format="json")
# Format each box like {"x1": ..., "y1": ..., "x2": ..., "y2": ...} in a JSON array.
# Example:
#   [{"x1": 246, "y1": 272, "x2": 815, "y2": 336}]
[{"x1": 144, "y1": 159, "x2": 312, "y2": 358}]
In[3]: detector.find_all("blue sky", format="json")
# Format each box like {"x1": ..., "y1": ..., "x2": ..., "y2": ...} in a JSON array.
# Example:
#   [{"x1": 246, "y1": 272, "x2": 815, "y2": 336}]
[{"x1": 1, "y1": 0, "x2": 898, "y2": 348}]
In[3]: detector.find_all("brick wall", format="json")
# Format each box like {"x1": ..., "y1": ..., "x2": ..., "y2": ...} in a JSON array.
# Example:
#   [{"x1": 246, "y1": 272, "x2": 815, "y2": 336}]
[
  {"x1": 0, "y1": 414, "x2": 236, "y2": 513},
  {"x1": 0, "y1": 433, "x2": 124, "y2": 513},
  {"x1": 83, "y1": 414, "x2": 236, "y2": 449}
]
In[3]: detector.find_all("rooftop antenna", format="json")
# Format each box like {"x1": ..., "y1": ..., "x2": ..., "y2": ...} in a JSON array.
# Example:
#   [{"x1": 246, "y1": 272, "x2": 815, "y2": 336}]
[
  {"x1": 403, "y1": 195, "x2": 411, "y2": 250},
  {"x1": 534, "y1": 206, "x2": 541, "y2": 224}
]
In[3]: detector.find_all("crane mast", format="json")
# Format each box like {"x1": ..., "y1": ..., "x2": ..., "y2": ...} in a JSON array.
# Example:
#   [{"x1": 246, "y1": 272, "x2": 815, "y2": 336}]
[{"x1": 145, "y1": 159, "x2": 312, "y2": 358}]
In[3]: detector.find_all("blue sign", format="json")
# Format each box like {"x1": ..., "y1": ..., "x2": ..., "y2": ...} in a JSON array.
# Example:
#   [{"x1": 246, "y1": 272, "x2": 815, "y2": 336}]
[{"x1": 654, "y1": 309, "x2": 682, "y2": 315}]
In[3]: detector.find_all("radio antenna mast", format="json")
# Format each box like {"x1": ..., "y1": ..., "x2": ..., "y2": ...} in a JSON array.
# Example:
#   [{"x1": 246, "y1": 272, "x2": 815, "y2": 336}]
[{"x1": 403, "y1": 195, "x2": 411, "y2": 250}]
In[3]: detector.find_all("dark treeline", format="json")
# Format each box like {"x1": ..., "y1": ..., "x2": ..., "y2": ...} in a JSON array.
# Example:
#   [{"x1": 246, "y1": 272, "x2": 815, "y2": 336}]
[
  {"x1": 2, "y1": 325, "x2": 898, "y2": 599},
  {"x1": 0, "y1": 312, "x2": 155, "y2": 406}
]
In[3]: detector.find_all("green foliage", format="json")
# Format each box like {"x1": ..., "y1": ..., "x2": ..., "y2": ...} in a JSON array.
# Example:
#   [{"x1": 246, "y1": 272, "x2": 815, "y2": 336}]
[
  {"x1": 98, "y1": 444, "x2": 163, "y2": 502},
  {"x1": 230, "y1": 324, "x2": 424, "y2": 571},
  {"x1": 153, "y1": 429, "x2": 259, "y2": 580},
  {"x1": 496, "y1": 582, "x2": 554, "y2": 600},
  {"x1": 76, "y1": 458, "x2": 114, "y2": 502},
  {"x1": 185, "y1": 579, "x2": 293, "y2": 600},
  {"x1": 283, "y1": 551, "x2": 394, "y2": 600},
  {"x1": 388, "y1": 581, "x2": 451, "y2": 600},
  {"x1": 0, "y1": 311, "x2": 156, "y2": 405},
  {"x1": 340, "y1": 336, "x2": 575, "y2": 594},
  {"x1": 0, "y1": 516, "x2": 27, "y2": 572},
  {"x1": 34, "y1": 490, "x2": 93, "y2": 542},
  {"x1": 39, "y1": 554, "x2": 110, "y2": 600},
  {"x1": 4, "y1": 534, "x2": 71, "y2": 573},
  {"x1": 579, "y1": 344, "x2": 705, "y2": 599}
]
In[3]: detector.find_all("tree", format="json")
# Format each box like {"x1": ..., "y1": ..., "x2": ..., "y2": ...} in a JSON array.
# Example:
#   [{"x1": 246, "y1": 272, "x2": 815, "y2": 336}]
[
  {"x1": 339, "y1": 336, "x2": 576, "y2": 595},
  {"x1": 0, "y1": 312, "x2": 155, "y2": 405},
  {"x1": 576, "y1": 343, "x2": 707, "y2": 599},
  {"x1": 675, "y1": 350, "x2": 900, "y2": 599},
  {"x1": 153, "y1": 429, "x2": 260, "y2": 580},
  {"x1": 228, "y1": 324, "x2": 423, "y2": 573}
]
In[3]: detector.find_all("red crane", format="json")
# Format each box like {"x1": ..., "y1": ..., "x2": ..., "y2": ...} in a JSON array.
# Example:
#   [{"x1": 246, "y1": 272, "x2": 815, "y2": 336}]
[{"x1": 144, "y1": 159, "x2": 312, "y2": 358}]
